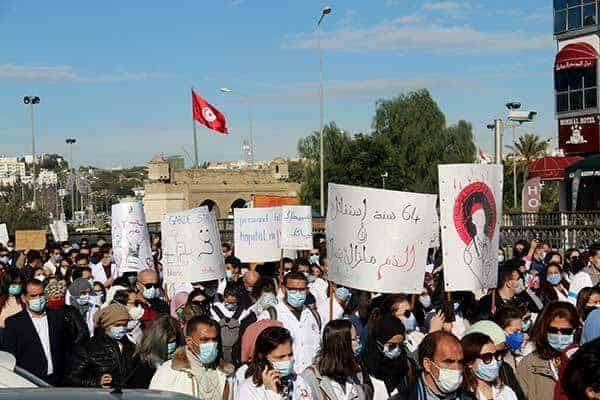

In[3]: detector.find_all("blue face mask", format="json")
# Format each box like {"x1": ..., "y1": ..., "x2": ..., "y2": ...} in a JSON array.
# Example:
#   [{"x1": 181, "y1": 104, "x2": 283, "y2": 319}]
[
  {"x1": 523, "y1": 319, "x2": 532, "y2": 332},
  {"x1": 307, "y1": 274, "x2": 317, "y2": 283},
  {"x1": 225, "y1": 269, "x2": 233, "y2": 280},
  {"x1": 271, "y1": 359, "x2": 294, "y2": 377},
  {"x1": 0, "y1": 256, "x2": 9, "y2": 264},
  {"x1": 475, "y1": 359, "x2": 500, "y2": 382},
  {"x1": 76, "y1": 294, "x2": 90, "y2": 305},
  {"x1": 547, "y1": 333, "x2": 574, "y2": 351},
  {"x1": 287, "y1": 290, "x2": 306, "y2": 309},
  {"x1": 335, "y1": 287, "x2": 351, "y2": 303},
  {"x1": 224, "y1": 303, "x2": 238, "y2": 312},
  {"x1": 506, "y1": 331, "x2": 524, "y2": 352},
  {"x1": 143, "y1": 287, "x2": 157, "y2": 300},
  {"x1": 382, "y1": 344, "x2": 403, "y2": 360},
  {"x1": 28, "y1": 297, "x2": 46, "y2": 313},
  {"x1": 8, "y1": 284, "x2": 22, "y2": 296},
  {"x1": 108, "y1": 326, "x2": 127, "y2": 340},
  {"x1": 401, "y1": 313, "x2": 418, "y2": 332},
  {"x1": 198, "y1": 342, "x2": 219, "y2": 365},
  {"x1": 167, "y1": 342, "x2": 177, "y2": 359},
  {"x1": 353, "y1": 339, "x2": 363, "y2": 356},
  {"x1": 546, "y1": 274, "x2": 562, "y2": 286},
  {"x1": 309, "y1": 255, "x2": 320, "y2": 265}
]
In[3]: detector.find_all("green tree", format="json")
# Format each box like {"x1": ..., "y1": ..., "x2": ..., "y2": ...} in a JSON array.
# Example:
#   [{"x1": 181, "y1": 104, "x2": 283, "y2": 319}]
[
  {"x1": 0, "y1": 194, "x2": 49, "y2": 233},
  {"x1": 507, "y1": 133, "x2": 548, "y2": 180}
]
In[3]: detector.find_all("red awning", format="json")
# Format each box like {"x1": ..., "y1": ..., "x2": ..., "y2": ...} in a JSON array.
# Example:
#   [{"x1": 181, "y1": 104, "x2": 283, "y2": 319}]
[
  {"x1": 529, "y1": 156, "x2": 584, "y2": 180},
  {"x1": 555, "y1": 43, "x2": 598, "y2": 71}
]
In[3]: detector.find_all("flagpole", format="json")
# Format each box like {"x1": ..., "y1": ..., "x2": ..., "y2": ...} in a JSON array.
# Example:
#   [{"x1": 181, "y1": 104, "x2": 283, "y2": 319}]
[{"x1": 192, "y1": 87, "x2": 199, "y2": 168}]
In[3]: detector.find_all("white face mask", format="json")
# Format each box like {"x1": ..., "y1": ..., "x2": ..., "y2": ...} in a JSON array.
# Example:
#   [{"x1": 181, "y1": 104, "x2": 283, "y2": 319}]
[
  {"x1": 129, "y1": 305, "x2": 145, "y2": 321},
  {"x1": 432, "y1": 362, "x2": 463, "y2": 394}
]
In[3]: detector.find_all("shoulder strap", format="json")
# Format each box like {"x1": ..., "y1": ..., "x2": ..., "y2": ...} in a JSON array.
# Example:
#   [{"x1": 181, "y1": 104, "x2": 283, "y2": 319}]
[
  {"x1": 266, "y1": 306, "x2": 277, "y2": 320},
  {"x1": 232, "y1": 305, "x2": 244, "y2": 320},
  {"x1": 308, "y1": 307, "x2": 322, "y2": 330},
  {"x1": 212, "y1": 305, "x2": 226, "y2": 320}
]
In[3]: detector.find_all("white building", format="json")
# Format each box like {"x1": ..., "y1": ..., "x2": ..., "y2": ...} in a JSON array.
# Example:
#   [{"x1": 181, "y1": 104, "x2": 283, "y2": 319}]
[
  {"x1": 0, "y1": 157, "x2": 26, "y2": 186},
  {"x1": 37, "y1": 169, "x2": 58, "y2": 186}
]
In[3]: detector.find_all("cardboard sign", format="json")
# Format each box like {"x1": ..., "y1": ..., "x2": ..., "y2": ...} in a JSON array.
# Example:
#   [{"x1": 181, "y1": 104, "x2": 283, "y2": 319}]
[
  {"x1": 439, "y1": 164, "x2": 503, "y2": 291},
  {"x1": 234, "y1": 207, "x2": 281, "y2": 262},
  {"x1": 161, "y1": 208, "x2": 225, "y2": 283},
  {"x1": 111, "y1": 202, "x2": 154, "y2": 276},
  {"x1": 280, "y1": 206, "x2": 313, "y2": 250},
  {"x1": 326, "y1": 183, "x2": 437, "y2": 294},
  {"x1": 0, "y1": 224, "x2": 8, "y2": 246},
  {"x1": 49, "y1": 220, "x2": 69, "y2": 242},
  {"x1": 15, "y1": 230, "x2": 47, "y2": 250}
]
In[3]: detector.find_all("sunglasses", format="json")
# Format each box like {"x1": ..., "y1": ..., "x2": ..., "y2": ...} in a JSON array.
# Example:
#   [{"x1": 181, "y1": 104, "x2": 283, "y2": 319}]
[
  {"x1": 547, "y1": 327, "x2": 574, "y2": 335},
  {"x1": 144, "y1": 283, "x2": 160, "y2": 289},
  {"x1": 479, "y1": 351, "x2": 504, "y2": 364}
]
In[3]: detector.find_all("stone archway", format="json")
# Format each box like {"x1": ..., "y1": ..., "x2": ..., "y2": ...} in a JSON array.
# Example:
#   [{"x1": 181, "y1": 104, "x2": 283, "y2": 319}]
[
  {"x1": 230, "y1": 198, "x2": 247, "y2": 217},
  {"x1": 199, "y1": 199, "x2": 221, "y2": 219}
]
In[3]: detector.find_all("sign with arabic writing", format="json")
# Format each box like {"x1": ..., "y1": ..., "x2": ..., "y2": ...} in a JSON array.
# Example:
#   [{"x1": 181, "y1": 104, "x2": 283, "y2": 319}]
[
  {"x1": 325, "y1": 183, "x2": 437, "y2": 294},
  {"x1": 280, "y1": 206, "x2": 313, "y2": 250},
  {"x1": 439, "y1": 164, "x2": 503, "y2": 291},
  {"x1": 161, "y1": 207, "x2": 225, "y2": 283}
]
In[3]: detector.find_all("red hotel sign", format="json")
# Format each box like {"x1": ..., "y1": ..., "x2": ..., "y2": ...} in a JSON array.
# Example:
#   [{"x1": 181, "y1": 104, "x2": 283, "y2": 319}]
[{"x1": 558, "y1": 114, "x2": 600, "y2": 155}]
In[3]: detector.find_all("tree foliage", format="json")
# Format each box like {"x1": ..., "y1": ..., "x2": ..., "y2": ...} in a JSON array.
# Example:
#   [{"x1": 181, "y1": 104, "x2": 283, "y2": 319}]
[
  {"x1": 298, "y1": 90, "x2": 476, "y2": 212},
  {"x1": 0, "y1": 190, "x2": 49, "y2": 233}
]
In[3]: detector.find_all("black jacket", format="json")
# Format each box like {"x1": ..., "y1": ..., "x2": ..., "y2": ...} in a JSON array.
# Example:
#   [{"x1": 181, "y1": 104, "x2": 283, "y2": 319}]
[
  {"x1": 63, "y1": 305, "x2": 90, "y2": 346},
  {"x1": 126, "y1": 357, "x2": 157, "y2": 389},
  {"x1": 64, "y1": 332, "x2": 136, "y2": 389},
  {"x1": 390, "y1": 376, "x2": 475, "y2": 400},
  {"x1": 3, "y1": 309, "x2": 67, "y2": 385}
]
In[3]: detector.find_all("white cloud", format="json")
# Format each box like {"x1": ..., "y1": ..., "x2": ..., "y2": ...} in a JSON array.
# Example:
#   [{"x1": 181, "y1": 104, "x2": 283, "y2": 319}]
[
  {"x1": 422, "y1": 1, "x2": 471, "y2": 12},
  {"x1": 0, "y1": 64, "x2": 169, "y2": 83},
  {"x1": 283, "y1": 18, "x2": 552, "y2": 53}
]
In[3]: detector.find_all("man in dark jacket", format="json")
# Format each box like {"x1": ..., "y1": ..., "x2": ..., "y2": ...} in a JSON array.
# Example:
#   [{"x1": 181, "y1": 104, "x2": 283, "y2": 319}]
[
  {"x1": 3, "y1": 279, "x2": 67, "y2": 385},
  {"x1": 391, "y1": 331, "x2": 474, "y2": 400},
  {"x1": 64, "y1": 303, "x2": 135, "y2": 389}
]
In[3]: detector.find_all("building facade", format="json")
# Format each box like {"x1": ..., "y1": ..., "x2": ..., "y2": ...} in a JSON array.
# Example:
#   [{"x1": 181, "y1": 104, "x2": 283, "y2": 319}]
[{"x1": 143, "y1": 156, "x2": 300, "y2": 222}]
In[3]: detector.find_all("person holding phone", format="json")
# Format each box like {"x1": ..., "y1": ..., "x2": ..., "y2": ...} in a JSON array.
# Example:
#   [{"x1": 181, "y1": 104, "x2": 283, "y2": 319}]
[{"x1": 238, "y1": 326, "x2": 312, "y2": 400}]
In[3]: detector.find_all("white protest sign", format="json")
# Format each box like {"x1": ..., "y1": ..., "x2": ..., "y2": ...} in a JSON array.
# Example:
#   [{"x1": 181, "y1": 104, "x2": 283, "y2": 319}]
[
  {"x1": 439, "y1": 164, "x2": 503, "y2": 291},
  {"x1": 234, "y1": 207, "x2": 281, "y2": 262},
  {"x1": 161, "y1": 208, "x2": 225, "y2": 283},
  {"x1": 280, "y1": 206, "x2": 313, "y2": 250},
  {"x1": 111, "y1": 202, "x2": 154, "y2": 276},
  {"x1": 430, "y1": 211, "x2": 440, "y2": 248},
  {"x1": 49, "y1": 220, "x2": 69, "y2": 242},
  {"x1": 326, "y1": 183, "x2": 437, "y2": 294},
  {"x1": 0, "y1": 224, "x2": 8, "y2": 246}
]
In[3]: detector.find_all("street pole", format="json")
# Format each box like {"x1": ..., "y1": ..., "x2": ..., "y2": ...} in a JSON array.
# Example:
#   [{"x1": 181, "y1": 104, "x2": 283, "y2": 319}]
[
  {"x1": 193, "y1": 119, "x2": 199, "y2": 168},
  {"x1": 30, "y1": 103, "x2": 36, "y2": 209},
  {"x1": 317, "y1": 8, "x2": 331, "y2": 217},
  {"x1": 494, "y1": 119, "x2": 503, "y2": 165},
  {"x1": 512, "y1": 124, "x2": 517, "y2": 209}
]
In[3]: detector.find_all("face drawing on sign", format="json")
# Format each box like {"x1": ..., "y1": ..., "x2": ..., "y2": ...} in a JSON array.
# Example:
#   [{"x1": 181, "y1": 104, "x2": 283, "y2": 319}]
[
  {"x1": 124, "y1": 222, "x2": 145, "y2": 269},
  {"x1": 453, "y1": 182, "x2": 497, "y2": 288},
  {"x1": 197, "y1": 226, "x2": 214, "y2": 258}
]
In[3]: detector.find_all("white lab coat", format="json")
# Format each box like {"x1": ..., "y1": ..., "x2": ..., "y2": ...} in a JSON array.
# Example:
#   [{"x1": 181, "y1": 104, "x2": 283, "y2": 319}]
[
  {"x1": 309, "y1": 278, "x2": 329, "y2": 303},
  {"x1": 258, "y1": 302, "x2": 321, "y2": 374},
  {"x1": 237, "y1": 374, "x2": 312, "y2": 400},
  {"x1": 317, "y1": 297, "x2": 344, "y2": 328}
]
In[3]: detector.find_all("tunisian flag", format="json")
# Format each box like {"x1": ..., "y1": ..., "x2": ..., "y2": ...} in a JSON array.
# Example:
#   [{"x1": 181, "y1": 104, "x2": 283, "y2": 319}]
[{"x1": 192, "y1": 89, "x2": 229, "y2": 134}]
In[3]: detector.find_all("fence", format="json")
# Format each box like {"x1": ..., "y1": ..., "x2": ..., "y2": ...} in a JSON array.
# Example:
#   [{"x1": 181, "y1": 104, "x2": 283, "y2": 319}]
[{"x1": 500, "y1": 212, "x2": 600, "y2": 251}]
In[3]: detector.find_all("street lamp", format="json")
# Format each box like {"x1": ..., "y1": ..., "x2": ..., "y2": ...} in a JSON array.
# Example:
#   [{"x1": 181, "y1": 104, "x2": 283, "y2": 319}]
[
  {"x1": 317, "y1": 5, "x2": 332, "y2": 217},
  {"x1": 381, "y1": 172, "x2": 388, "y2": 189},
  {"x1": 506, "y1": 102, "x2": 537, "y2": 209},
  {"x1": 23, "y1": 96, "x2": 40, "y2": 208},
  {"x1": 66, "y1": 138, "x2": 76, "y2": 220}
]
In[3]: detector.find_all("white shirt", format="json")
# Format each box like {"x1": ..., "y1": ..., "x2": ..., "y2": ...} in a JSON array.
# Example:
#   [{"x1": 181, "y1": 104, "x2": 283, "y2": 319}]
[
  {"x1": 317, "y1": 296, "x2": 344, "y2": 329},
  {"x1": 569, "y1": 271, "x2": 593, "y2": 299},
  {"x1": 237, "y1": 375, "x2": 312, "y2": 400},
  {"x1": 476, "y1": 385, "x2": 518, "y2": 400},
  {"x1": 258, "y1": 302, "x2": 321, "y2": 373},
  {"x1": 27, "y1": 310, "x2": 53, "y2": 375}
]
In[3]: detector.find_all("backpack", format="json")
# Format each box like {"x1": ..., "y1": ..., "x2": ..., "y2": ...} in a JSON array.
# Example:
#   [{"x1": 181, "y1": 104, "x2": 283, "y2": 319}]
[
  {"x1": 212, "y1": 305, "x2": 243, "y2": 364},
  {"x1": 265, "y1": 306, "x2": 322, "y2": 331}
]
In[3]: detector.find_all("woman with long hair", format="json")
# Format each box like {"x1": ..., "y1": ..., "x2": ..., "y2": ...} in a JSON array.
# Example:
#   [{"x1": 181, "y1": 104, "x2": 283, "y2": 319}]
[
  {"x1": 303, "y1": 319, "x2": 372, "y2": 400},
  {"x1": 128, "y1": 314, "x2": 183, "y2": 388},
  {"x1": 0, "y1": 269, "x2": 24, "y2": 330},
  {"x1": 239, "y1": 326, "x2": 312, "y2": 399},
  {"x1": 538, "y1": 262, "x2": 570, "y2": 303},
  {"x1": 576, "y1": 286, "x2": 600, "y2": 322},
  {"x1": 462, "y1": 332, "x2": 517, "y2": 400},
  {"x1": 517, "y1": 302, "x2": 580, "y2": 400}
]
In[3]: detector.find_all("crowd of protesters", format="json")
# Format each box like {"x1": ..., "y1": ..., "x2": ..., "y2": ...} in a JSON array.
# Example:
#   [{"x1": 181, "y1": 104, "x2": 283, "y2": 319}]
[{"x1": 0, "y1": 234, "x2": 598, "y2": 400}]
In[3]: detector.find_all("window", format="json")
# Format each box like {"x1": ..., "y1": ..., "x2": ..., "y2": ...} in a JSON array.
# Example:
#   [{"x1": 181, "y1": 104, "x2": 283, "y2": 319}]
[
  {"x1": 555, "y1": 0, "x2": 598, "y2": 33},
  {"x1": 555, "y1": 67, "x2": 598, "y2": 112}
]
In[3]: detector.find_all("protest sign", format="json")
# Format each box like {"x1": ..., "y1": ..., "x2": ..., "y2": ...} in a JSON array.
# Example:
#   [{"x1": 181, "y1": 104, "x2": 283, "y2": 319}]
[
  {"x1": 49, "y1": 220, "x2": 69, "y2": 242},
  {"x1": 430, "y1": 211, "x2": 440, "y2": 248},
  {"x1": 111, "y1": 202, "x2": 154, "y2": 276},
  {"x1": 439, "y1": 164, "x2": 503, "y2": 291},
  {"x1": 280, "y1": 206, "x2": 313, "y2": 250},
  {"x1": 234, "y1": 207, "x2": 281, "y2": 262},
  {"x1": 326, "y1": 183, "x2": 437, "y2": 294},
  {"x1": 161, "y1": 207, "x2": 225, "y2": 283},
  {"x1": 15, "y1": 230, "x2": 46, "y2": 250},
  {"x1": 0, "y1": 224, "x2": 8, "y2": 246}
]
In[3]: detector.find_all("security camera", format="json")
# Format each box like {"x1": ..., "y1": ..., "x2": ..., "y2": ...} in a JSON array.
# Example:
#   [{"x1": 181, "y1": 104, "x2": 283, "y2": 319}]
[
  {"x1": 508, "y1": 110, "x2": 537, "y2": 123},
  {"x1": 506, "y1": 102, "x2": 521, "y2": 110},
  {"x1": 23, "y1": 97, "x2": 30, "y2": 104}
]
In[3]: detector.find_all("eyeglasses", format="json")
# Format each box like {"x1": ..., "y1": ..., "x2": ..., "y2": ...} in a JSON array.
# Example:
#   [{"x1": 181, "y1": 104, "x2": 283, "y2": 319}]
[
  {"x1": 479, "y1": 351, "x2": 504, "y2": 364},
  {"x1": 547, "y1": 327, "x2": 574, "y2": 335}
]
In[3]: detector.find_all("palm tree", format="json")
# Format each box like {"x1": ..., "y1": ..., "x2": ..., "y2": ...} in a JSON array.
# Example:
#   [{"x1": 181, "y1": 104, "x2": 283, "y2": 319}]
[{"x1": 507, "y1": 133, "x2": 548, "y2": 180}]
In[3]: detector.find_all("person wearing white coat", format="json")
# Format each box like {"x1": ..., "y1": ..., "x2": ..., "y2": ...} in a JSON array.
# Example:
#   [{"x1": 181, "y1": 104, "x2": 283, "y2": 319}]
[{"x1": 258, "y1": 271, "x2": 321, "y2": 374}]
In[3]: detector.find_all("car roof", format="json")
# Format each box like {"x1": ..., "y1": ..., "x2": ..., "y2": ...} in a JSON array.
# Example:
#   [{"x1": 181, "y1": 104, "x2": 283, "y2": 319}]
[{"x1": 0, "y1": 388, "x2": 197, "y2": 400}]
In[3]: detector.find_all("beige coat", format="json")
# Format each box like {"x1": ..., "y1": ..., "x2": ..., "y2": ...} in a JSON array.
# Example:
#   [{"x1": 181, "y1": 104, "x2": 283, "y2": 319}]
[{"x1": 517, "y1": 351, "x2": 557, "y2": 400}]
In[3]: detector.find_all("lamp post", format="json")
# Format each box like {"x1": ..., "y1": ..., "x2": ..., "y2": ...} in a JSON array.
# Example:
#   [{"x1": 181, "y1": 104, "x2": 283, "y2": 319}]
[
  {"x1": 381, "y1": 172, "x2": 388, "y2": 189},
  {"x1": 317, "y1": 5, "x2": 331, "y2": 217},
  {"x1": 23, "y1": 96, "x2": 40, "y2": 209},
  {"x1": 506, "y1": 102, "x2": 536, "y2": 209},
  {"x1": 66, "y1": 138, "x2": 76, "y2": 220}
]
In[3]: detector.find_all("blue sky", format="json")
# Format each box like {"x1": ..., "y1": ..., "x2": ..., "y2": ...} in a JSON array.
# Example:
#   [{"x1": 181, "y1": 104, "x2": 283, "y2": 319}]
[{"x1": 0, "y1": 0, "x2": 554, "y2": 168}]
